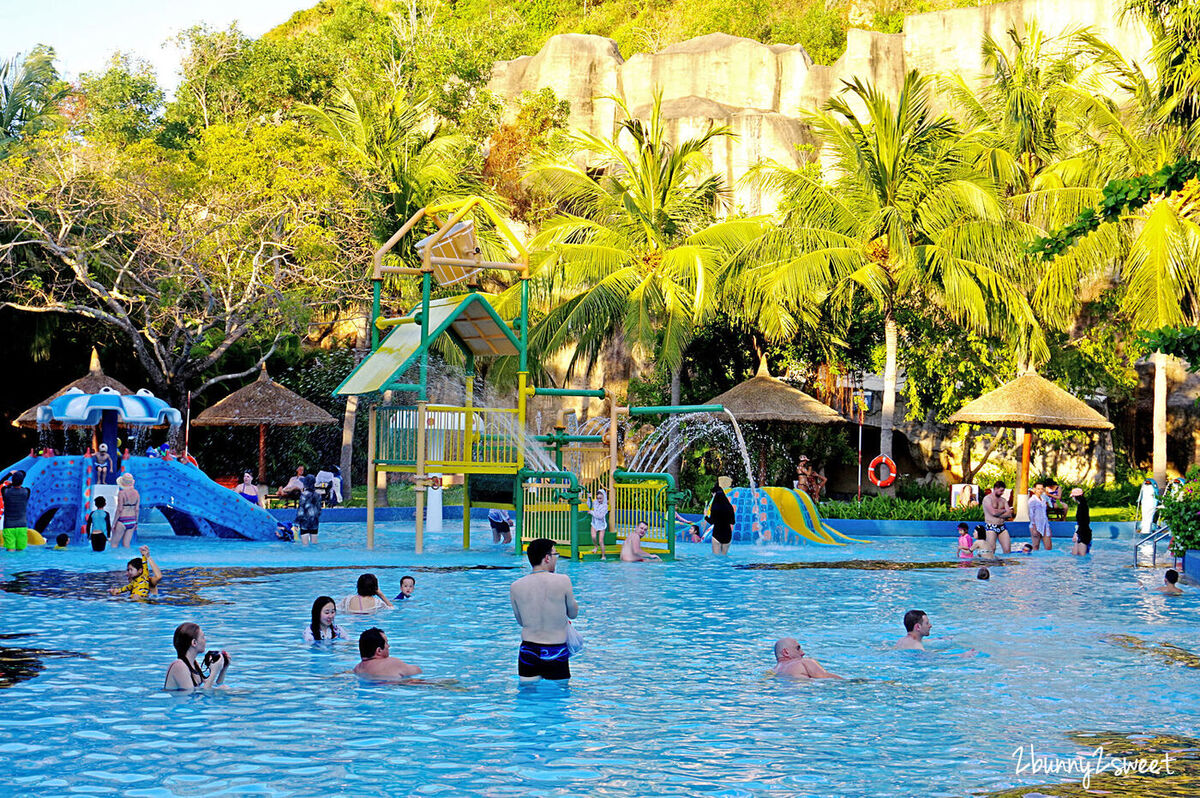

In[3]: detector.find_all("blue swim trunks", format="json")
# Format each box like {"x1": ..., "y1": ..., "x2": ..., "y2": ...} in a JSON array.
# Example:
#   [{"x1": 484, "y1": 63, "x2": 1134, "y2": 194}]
[{"x1": 518, "y1": 641, "x2": 570, "y2": 680}]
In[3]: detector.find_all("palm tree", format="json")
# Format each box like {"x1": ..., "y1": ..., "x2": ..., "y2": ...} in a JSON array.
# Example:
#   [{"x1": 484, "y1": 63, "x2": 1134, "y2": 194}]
[
  {"x1": 0, "y1": 48, "x2": 68, "y2": 158},
  {"x1": 733, "y1": 71, "x2": 1035, "y2": 491},
  {"x1": 301, "y1": 80, "x2": 493, "y2": 251},
  {"x1": 939, "y1": 26, "x2": 1132, "y2": 365},
  {"x1": 525, "y1": 92, "x2": 766, "y2": 406},
  {"x1": 1065, "y1": 22, "x2": 1200, "y2": 485}
]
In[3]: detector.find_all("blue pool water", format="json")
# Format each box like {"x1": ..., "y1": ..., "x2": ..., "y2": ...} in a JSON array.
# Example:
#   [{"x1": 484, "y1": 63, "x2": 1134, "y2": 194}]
[{"x1": 0, "y1": 521, "x2": 1195, "y2": 797}]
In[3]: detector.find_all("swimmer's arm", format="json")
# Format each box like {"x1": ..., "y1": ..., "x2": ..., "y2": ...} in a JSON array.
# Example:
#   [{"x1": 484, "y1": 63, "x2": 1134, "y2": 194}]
[
  {"x1": 145, "y1": 555, "x2": 162, "y2": 588},
  {"x1": 377, "y1": 592, "x2": 395, "y2": 609},
  {"x1": 164, "y1": 661, "x2": 194, "y2": 692},
  {"x1": 564, "y1": 583, "x2": 579, "y2": 620},
  {"x1": 510, "y1": 588, "x2": 523, "y2": 625},
  {"x1": 110, "y1": 582, "x2": 134, "y2": 596},
  {"x1": 805, "y1": 659, "x2": 842, "y2": 679},
  {"x1": 395, "y1": 659, "x2": 422, "y2": 677}
]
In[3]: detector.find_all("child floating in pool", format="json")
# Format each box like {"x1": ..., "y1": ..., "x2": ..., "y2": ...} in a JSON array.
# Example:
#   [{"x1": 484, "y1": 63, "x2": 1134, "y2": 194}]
[
  {"x1": 304, "y1": 596, "x2": 348, "y2": 643},
  {"x1": 110, "y1": 545, "x2": 162, "y2": 599},
  {"x1": 53, "y1": 533, "x2": 70, "y2": 550},
  {"x1": 394, "y1": 575, "x2": 415, "y2": 601},
  {"x1": 339, "y1": 573, "x2": 395, "y2": 613}
]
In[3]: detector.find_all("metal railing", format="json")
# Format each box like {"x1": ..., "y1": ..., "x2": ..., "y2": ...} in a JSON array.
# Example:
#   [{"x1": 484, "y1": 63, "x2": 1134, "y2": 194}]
[
  {"x1": 520, "y1": 479, "x2": 578, "y2": 548},
  {"x1": 612, "y1": 479, "x2": 670, "y2": 551},
  {"x1": 1134, "y1": 521, "x2": 1173, "y2": 566},
  {"x1": 375, "y1": 404, "x2": 521, "y2": 471}
]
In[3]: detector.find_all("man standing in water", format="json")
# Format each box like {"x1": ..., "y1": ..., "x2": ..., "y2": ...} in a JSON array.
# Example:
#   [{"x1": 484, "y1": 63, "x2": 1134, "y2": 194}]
[
  {"x1": 510, "y1": 538, "x2": 579, "y2": 682},
  {"x1": 982, "y1": 481, "x2": 1014, "y2": 554}
]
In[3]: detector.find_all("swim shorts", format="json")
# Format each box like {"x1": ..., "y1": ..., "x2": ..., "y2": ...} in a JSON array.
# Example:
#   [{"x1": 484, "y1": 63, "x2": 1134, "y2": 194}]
[
  {"x1": 518, "y1": 641, "x2": 571, "y2": 680},
  {"x1": 3, "y1": 526, "x2": 28, "y2": 551},
  {"x1": 984, "y1": 523, "x2": 1008, "y2": 537}
]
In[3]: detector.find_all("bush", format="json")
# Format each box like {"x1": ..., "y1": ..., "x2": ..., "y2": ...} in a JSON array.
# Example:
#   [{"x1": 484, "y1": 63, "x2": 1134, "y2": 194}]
[
  {"x1": 819, "y1": 496, "x2": 984, "y2": 522},
  {"x1": 1161, "y1": 483, "x2": 1200, "y2": 556}
]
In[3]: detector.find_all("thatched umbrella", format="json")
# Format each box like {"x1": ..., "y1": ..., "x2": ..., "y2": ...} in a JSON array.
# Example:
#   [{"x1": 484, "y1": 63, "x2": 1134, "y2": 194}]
[
  {"x1": 192, "y1": 365, "x2": 337, "y2": 482},
  {"x1": 706, "y1": 359, "x2": 847, "y2": 424},
  {"x1": 949, "y1": 371, "x2": 1113, "y2": 519},
  {"x1": 14, "y1": 348, "x2": 134, "y2": 429}
]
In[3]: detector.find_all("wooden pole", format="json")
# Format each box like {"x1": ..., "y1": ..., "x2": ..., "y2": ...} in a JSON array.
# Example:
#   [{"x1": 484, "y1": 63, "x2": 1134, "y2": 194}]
[
  {"x1": 1015, "y1": 425, "x2": 1033, "y2": 522},
  {"x1": 258, "y1": 424, "x2": 267, "y2": 484}
]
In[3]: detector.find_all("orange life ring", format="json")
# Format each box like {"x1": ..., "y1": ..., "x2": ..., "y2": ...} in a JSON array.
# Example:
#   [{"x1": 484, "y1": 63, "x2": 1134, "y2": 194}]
[{"x1": 868, "y1": 454, "x2": 897, "y2": 488}]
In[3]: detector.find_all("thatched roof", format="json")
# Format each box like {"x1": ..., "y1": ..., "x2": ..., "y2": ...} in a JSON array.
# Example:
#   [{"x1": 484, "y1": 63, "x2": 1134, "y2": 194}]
[
  {"x1": 706, "y1": 360, "x2": 846, "y2": 424},
  {"x1": 193, "y1": 366, "x2": 337, "y2": 427},
  {"x1": 948, "y1": 372, "x2": 1113, "y2": 431},
  {"x1": 14, "y1": 349, "x2": 135, "y2": 429}
]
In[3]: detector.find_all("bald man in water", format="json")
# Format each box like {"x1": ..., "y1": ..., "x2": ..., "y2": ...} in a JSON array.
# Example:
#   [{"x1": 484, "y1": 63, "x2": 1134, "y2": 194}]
[{"x1": 772, "y1": 638, "x2": 842, "y2": 679}]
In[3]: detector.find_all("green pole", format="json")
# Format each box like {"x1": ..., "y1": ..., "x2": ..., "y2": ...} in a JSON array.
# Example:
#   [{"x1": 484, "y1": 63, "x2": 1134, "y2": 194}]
[
  {"x1": 519, "y1": 278, "x2": 529, "y2": 373},
  {"x1": 371, "y1": 280, "x2": 382, "y2": 351},
  {"x1": 531, "y1": 387, "x2": 606, "y2": 399},
  {"x1": 513, "y1": 476, "x2": 524, "y2": 556}
]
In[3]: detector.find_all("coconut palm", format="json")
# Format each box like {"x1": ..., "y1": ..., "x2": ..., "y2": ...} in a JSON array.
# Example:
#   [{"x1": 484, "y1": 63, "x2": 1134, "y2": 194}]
[
  {"x1": 1064, "y1": 23, "x2": 1200, "y2": 485},
  {"x1": 525, "y1": 92, "x2": 767, "y2": 404},
  {"x1": 0, "y1": 48, "x2": 68, "y2": 158},
  {"x1": 300, "y1": 81, "x2": 493, "y2": 250},
  {"x1": 940, "y1": 24, "x2": 1122, "y2": 363},
  {"x1": 732, "y1": 71, "x2": 1035, "y2": 490}
]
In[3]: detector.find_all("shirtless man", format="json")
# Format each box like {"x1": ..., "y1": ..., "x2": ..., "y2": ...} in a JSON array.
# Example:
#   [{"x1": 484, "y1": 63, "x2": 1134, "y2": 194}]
[
  {"x1": 510, "y1": 538, "x2": 579, "y2": 682},
  {"x1": 982, "y1": 481, "x2": 1015, "y2": 554},
  {"x1": 1155, "y1": 569, "x2": 1184, "y2": 596},
  {"x1": 279, "y1": 466, "x2": 305, "y2": 498},
  {"x1": 620, "y1": 521, "x2": 661, "y2": 562},
  {"x1": 895, "y1": 609, "x2": 932, "y2": 651},
  {"x1": 352, "y1": 627, "x2": 422, "y2": 680},
  {"x1": 772, "y1": 637, "x2": 842, "y2": 679}
]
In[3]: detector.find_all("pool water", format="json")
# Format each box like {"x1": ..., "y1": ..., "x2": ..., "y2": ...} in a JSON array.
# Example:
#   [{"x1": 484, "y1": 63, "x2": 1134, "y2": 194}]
[{"x1": 1, "y1": 522, "x2": 1196, "y2": 797}]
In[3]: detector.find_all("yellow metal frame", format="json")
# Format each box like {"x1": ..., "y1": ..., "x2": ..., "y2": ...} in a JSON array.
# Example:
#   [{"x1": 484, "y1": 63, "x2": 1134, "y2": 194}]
[{"x1": 612, "y1": 480, "x2": 671, "y2": 554}]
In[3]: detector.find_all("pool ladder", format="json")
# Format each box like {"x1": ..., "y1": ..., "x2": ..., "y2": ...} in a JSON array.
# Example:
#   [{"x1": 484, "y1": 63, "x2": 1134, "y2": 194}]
[{"x1": 1134, "y1": 521, "x2": 1172, "y2": 567}]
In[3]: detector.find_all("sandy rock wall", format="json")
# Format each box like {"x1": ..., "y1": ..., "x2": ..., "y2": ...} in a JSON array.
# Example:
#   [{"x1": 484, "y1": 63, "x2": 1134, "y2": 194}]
[{"x1": 488, "y1": 0, "x2": 1149, "y2": 214}]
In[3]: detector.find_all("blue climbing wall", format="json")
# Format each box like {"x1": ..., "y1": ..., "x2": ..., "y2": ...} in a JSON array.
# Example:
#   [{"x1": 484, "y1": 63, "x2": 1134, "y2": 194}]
[{"x1": 3, "y1": 455, "x2": 280, "y2": 541}]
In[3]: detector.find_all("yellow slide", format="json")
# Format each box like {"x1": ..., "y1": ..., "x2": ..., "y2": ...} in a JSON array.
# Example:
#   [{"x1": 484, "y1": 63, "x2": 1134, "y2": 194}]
[
  {"x1": 791, "y1": 489, "x2": 869, "y2": 544},
  {"x1": 761, "y1": 487, "x2": 842, "y2": 545}
]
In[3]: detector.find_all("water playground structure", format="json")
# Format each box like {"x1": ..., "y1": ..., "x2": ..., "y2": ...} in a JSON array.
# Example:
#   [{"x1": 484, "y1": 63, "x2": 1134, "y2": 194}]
[
  {"x1": 3, "y1": 387, "x2": 282, "y2": 542},
  {"x1": 334, "y1": 197, "x2": 850, "y2": 557}
]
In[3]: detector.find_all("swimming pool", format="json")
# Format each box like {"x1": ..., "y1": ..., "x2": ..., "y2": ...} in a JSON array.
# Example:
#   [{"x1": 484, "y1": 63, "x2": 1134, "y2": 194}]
[{"x1": 1, "y1": 521, "x2": 1195, "y2": 797}]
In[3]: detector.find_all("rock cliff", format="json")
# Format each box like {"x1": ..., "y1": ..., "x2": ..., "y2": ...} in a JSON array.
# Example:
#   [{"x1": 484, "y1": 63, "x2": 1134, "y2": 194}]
[{"x1": 489, "y1": 0, "x2": 1150, "y2": 214}]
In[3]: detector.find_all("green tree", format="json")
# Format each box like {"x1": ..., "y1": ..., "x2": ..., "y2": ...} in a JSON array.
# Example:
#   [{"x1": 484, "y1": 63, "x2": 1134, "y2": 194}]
[
  {"x1": 76, "y1": 53, "x2": 164, "y2": 144},
  {"x1": 734, "y1": 71, "x2": 1035, "y2": 491},
  {"x1": 0, "y1": 48, "x2": 68, "y2": 158},
  {"x1": 0, "y1": 125, "x2": 373, "y2": 406},
  {"x1": 525, "y1": 92, "x2": 766, "y2": 404}
]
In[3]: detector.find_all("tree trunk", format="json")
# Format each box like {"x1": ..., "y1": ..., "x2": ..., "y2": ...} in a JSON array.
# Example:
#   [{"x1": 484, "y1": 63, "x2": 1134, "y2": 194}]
[
  {"x1": 668, "y1": 361, "x2": 682, "y2": 482},
  {"x1": 339, "y1": 318, "x2": 369, "y2": 497},
  {"x1": 879, "y1": 312, "x2": 898, "y2": 496},
  {"x1": 1153, "y1": 350, "x2": 1168, "y2": 486}
]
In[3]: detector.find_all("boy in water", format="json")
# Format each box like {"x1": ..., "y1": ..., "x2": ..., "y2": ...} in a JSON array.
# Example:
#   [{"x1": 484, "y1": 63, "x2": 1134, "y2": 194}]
[
  {"x1": 86, "y1": 496, "x2": 111, "y2": 552},
  {"x1": 1155, "y1": 569, "x2": 1184, "y2": 596},
  {"x1": 395, "y1": 575, "x2": 416, "y2": 601},
  {"x1": 53, "y1": 533, "x2": 70, "y2": 550},
  {"x1": 110, "y1": 545, "x2": 162, "y2": 599}
]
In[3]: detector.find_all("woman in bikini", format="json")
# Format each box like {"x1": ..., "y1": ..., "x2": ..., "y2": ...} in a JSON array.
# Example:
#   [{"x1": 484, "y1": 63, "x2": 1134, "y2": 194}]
[
  {"x1": 112, "y1": 473, "x2": 140, "y2": 548},
  {"x1": 338, "y1": 573, "x2": 395, "y2": 614},
  {"x1": 164, "y1": 622, "x2": 230, "y2": 692}
]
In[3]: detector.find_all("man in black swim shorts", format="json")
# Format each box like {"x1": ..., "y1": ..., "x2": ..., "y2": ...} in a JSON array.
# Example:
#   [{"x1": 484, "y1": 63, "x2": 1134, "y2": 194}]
[{"x1": 510, "y1": 538, "x2": 579, "y2": 681}]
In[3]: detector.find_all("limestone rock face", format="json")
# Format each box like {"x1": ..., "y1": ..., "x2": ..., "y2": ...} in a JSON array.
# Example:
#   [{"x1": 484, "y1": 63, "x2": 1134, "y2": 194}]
[{"x1": 487, "y1": 0, "x2": 1149, "y2": 214}]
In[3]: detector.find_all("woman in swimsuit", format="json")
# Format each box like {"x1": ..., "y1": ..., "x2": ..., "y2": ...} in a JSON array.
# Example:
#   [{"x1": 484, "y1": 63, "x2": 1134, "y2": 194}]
[
  {"x1": 112, "y1": 473, "x2": 140, "y2": 548},
  {"x1": 164, "y1": 622, "x2": 230, "y2": 692},
  {"x1": 706, "y1": 477, "x2": 736, "y2": 556},
  {"x1": 304, "y1": 596, "x2": 347, "y2": 643},
  {"x1": 338, "y1": 573, "x2": 395, "y2": 614},
  {"x1": 235, "y1": 471, "x2": 261, "y2": 506}
]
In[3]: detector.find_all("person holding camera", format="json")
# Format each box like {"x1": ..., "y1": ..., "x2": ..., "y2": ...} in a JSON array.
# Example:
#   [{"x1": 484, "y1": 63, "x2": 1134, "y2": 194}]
[{"x1": 164, "y1": 622, "x2": 231, "y2": 692}]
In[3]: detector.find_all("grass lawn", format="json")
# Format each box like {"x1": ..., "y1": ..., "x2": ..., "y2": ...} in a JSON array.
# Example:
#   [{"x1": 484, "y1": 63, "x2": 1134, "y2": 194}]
[{"x1": 1090, "y1": 505, "x2": 1137, "y2": 522}]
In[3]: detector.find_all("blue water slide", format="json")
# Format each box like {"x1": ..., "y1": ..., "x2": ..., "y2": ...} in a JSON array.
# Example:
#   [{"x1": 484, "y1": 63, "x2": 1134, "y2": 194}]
[{"x1": 2, "y1": 455, "x2": 280, "y2": 541}]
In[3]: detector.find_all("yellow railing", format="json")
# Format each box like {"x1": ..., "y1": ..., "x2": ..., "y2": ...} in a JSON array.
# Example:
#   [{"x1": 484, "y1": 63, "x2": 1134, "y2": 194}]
[
  {"x1": 520, "y1": 480, "x2": 577, "y2": 549},
  {"x1": 375, "y1": 404, "x2": 521, "y2": 472},
  {"x1": 612, "y1": 480, "x2": 670, "y2": 552}
]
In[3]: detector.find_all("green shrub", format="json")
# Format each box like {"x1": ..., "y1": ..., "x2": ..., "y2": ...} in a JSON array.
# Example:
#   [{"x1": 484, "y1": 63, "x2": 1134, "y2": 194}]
[
  {"x1": 1161, "y1": 482, "x2": 1200, "y2": 555},
  {"x1": 819, "y1": 496, "x2": 983, "y2": 522}
]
